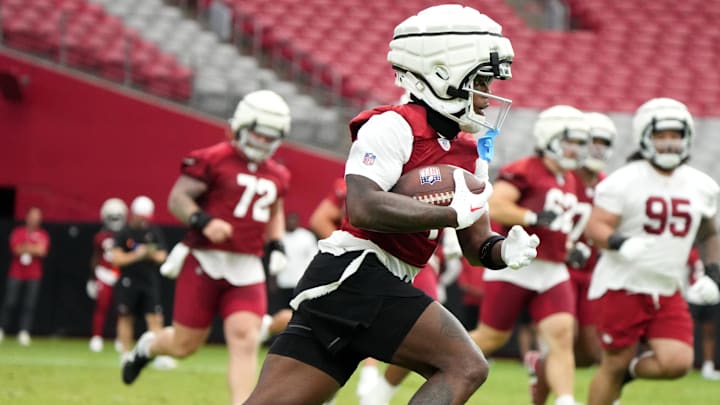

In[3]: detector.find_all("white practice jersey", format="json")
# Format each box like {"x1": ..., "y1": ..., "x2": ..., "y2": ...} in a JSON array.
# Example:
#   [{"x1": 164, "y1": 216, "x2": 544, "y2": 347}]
[
  {"x1": 589, "y1": 160, "x2": 719, "y2": 299},
  {"x1": 277, "y1": 228, "x2": 318, "y2": 289}
]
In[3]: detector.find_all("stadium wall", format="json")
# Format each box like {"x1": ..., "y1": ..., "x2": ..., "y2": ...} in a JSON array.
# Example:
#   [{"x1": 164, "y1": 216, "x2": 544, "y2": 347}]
[{"x1": 0, "y1": 49, "x2": 344, "y2": 226}]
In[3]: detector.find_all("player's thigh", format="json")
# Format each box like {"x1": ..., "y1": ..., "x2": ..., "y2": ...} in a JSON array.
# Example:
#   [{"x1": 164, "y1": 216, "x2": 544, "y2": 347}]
[
  {"x1": 649, "y1": 338, "x2": 693, "y2": 372},
  {"x1": 172, "y1": 320, "x2": 212, "y2": 353},
  {"x1": 245, "y1": 353, "x2": 339, "y2": 405},
  {"x1": 537, "y1": 312, "x2": 575, "y2": 349},
  {"x1": 390, "y1": 301, "x2": 485, "y2": 379}
]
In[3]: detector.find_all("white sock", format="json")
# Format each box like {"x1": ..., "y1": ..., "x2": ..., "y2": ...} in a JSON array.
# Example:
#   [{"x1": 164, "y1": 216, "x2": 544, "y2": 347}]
[
  {"x1": 554, "y1": 394, "x2": 575, "y2": 405},
  {"x1": 702, "y1": 360, "x2": 715, "y2": 371},
  {"x1": 137, "y1": 332, "x2": 156, "y2": 358}
]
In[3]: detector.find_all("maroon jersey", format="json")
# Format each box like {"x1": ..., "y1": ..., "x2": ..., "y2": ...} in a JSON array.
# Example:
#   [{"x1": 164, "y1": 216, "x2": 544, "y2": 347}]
[
  {"x1": 567, "y1": 170, "x2": 606, "y2": 274},
  {"x1": 342, "y1": 104, "x2": 480, "y2": 267},
  {"x1": 496, "y1": 156, "x2": 578, "y2": 263},
  {"x1": 180, "y1": 142, "x2": 291, "y2": 256},
  {"x1": 8, "y1": 226, "x2": 50, "y2": 280},
  {"x1": 94, "y1": 229, "x2": 118, "y2": 272}
]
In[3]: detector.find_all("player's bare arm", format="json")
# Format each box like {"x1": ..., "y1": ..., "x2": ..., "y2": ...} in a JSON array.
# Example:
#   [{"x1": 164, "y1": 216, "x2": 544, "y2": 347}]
[
  {"x1": 584, "y1": 205, "x2": 621, "y2": 249},
  {"x1": 456, "y1": 214, "x2": 503, "y2": 267},
  {"x1": 345, "y1": 174, "x2": 458, "y2": 232},
  {"x1": 168, "y1": 174, "x2": 232, "y2": 244},
  {"x1": 309, "y1": 198, "x2": 342, "y2": 238},
  {"x1": 695, "y1": 216, "x2": 720, "y2": 265},
  {"x1": 265, "y1": 198, "x2": 285, "y2": 241},
  {"x1": 487, "y1": 180, "x2": 526, "y2": 225}
]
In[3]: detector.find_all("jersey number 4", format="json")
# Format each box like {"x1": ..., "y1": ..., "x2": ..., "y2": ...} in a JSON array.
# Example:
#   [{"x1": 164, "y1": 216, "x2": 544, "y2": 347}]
[{"x1": 233, "y1": 173, "x2": 277, "y2": 223}]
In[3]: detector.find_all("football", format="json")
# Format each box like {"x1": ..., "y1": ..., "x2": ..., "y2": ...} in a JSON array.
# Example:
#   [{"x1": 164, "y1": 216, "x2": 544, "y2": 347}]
[{"x1": 390, "y1": 164, "x2": 486, "y2": 206}]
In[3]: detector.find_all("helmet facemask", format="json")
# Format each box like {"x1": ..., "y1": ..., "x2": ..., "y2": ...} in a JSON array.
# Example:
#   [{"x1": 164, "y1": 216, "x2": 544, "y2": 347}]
[
  {"x1": 583, "y1": 134, "x2": 613, "y2": 172},
  {"x1": 640, "y1": 119, "x2": 690, "y2": 170},
  {"x1": 456, "y1": 66, "x2": 513, "y2": 133},
  {"x1": 103, "y1": 214, "x2": 126, "y2": 232},
  {"x1": 545, "y1": 130, "x2": 589, "y2": 170},
  {"x1": 235, "y1": 124, "x2": 283, "y2": 163}
]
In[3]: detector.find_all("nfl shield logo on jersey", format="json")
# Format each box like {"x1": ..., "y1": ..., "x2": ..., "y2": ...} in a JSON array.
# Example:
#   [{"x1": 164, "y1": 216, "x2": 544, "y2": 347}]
[
  {"x1": 363, "y1": 152, "x2": 376, "y2": 166},
  {"x1": 438, "y1": 138, "x2": 451, "y2": 151},
  {"x1": 419, "y1": 166, "x2": 442, "y2": 185}
]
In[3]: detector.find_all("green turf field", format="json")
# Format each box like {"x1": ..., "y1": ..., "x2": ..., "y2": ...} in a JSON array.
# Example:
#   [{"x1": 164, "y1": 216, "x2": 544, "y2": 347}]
[{"x1": 0, "y1": 337, "x2": 718, "y2": 404}]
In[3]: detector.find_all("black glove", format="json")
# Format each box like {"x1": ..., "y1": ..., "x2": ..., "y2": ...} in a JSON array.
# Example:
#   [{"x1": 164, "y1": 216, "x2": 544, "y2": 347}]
[
  {"x1": 705, "y1": 263, "x2": 720, "y2": 286},
  {"x1": 535, "y1": 210, "x2": 559, "y2": 227},
  {"x1": 566, "y1": 242, "x2": 591, "y2": 268}
]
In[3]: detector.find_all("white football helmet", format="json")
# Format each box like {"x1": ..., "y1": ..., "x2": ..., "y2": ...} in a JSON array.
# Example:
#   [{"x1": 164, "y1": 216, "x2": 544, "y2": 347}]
[
  {"x1": 583, "y1": 112, "x2": 617, "y2": 172},
  {"x1": 130, "y1": 195, "x2": 154, "y2": 219},
  {"x1": 533, "y1": 105, "x2": 590, "y2": 170},
  {"x1": 388, "y1": 4, "x2": 514, "y2": 133},
  {"x1": 229, "y1": 90, "x2": 291, "y2": 162},
  {"x1": 632, "y1": 98, "x2": 694, "y2": 170},
  {"x1": 100, "y1": 198, "x2": 127, "y2": 232}
]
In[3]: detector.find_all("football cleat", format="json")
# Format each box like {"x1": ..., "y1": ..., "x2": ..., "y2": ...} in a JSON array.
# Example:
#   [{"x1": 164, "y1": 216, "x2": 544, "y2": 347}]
[
  {"x1": 524, "y1": 350, "x2": 550, "y2": 405},
  {"x1": 122, "y1": 332, "x2": 155, "y2": 384}
]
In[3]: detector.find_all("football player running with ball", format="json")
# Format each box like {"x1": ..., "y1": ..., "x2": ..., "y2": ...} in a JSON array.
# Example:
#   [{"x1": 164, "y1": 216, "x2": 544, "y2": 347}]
[
  {"x1": 121, "y1": 90, "x2": 291, "y2": 405},
  {"x1": 243, "y1": 5, "x2": 538, "y2": 405},
  {"x1": 584, "y1": 98, "x2": 720, "y2": 405}
]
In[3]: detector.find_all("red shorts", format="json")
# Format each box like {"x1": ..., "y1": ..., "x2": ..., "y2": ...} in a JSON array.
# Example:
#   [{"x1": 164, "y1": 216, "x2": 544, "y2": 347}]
[
  {"x1": 480, "y1": 279, "x2": 575, "y2": 331},
  {"x1": 593, "y1": 290, "x2": 693, "y2": 350},
  {"x1": 412, "y1": 265, "x2": 439, "y2": 300},
  {"x1": 569, "y1": 269, "x2": 595, "y2": 326},
  {"x1": 173, "y1": 254, "x2": 267, "y2": 329}
]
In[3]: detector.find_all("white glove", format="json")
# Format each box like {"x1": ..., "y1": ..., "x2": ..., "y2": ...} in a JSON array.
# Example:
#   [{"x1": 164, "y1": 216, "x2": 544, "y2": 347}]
[
  {"x1": 160, "y1": 243, "x2": 190, "y2": 279},
  {"x1": 268, "y1": 250, "x2": 288, "y2": 276},
  {"x1": 86, "y1": 280, "x2": 98, "y2": 300},
  {"x1": 442, "y1": 228, "x2": 463, "y2": 260},
  {"x1": 617, "y1": 237, "x2": 656, "y2": 261},
  {"x1": 449, "y1": 169, "x2": 493, "y2": 230},
  {"x1": 687, "y1": 275, "x2": 720, "y2": 305},
  {"x1": 500, "y1": 225, "x2": 540, "y2": 270}
]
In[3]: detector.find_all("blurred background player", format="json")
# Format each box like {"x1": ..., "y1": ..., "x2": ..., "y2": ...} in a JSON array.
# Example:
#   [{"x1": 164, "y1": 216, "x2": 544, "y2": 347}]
[
  {"x1": 244, "y1": 5, "x2": 539, "y2": 404},
  {"x1": 584, "y1": 98, "x2": 720, "y2": 405},
  {"x1": 564, "y1": 111, "x2": 618, "y2": 367},
  {"x1": 121, "y1": 90, "x2": 291, "y2": 405},
  {"x1": 470, "y1": 105, "x2": 590, "y2": 405},
  {"x1": 685, "y1": 248, "x2": 720, "y2": 381},
  {"x1": 112, "y1": 196, "x2": 174, "y2": 369},
  {"x1": 264, "y1": 211, "x2": 317, "y2": 343},
  {"x1": 87, "y1": 198, "x2": 128, "y2": 352},
  {"x1": 309, "y1": 177, "x2": 346, "y2": 239},
  {"x1": 0, "y1": 207, "x2": 50, "y2": 346}
]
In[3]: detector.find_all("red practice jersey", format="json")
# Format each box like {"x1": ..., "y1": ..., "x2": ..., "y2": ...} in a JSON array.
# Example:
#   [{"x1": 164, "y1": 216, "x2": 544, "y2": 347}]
[
  {"x1": 8, "y1": 226, "x2": 50, "y2": 280},
  {"x1": 496, "y1": 156, "x2": 578, "y2": 263},
  {"x1": 342, "y1": 104, "x2": 480, "y2": 267},
  {"x1": 180, "y1": 142, "x2": 291, "y2": 256},
  {"x1": 567, "y1": 170, "x2": 607, "y2": 274}
]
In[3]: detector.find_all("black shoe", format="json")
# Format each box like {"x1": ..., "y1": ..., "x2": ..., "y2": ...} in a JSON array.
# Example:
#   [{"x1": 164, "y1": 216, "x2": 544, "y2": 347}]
[{"x1": 122, "y1": 350, "x2": 152, "y2": 385}]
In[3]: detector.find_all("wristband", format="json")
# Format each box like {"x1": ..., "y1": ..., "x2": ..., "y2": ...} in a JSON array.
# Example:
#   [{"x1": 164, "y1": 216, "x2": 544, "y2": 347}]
[
  {"x1": 607, "y1": 233, "x2": 627, "y2": 250},
  {"x1": 479, "y1": 234, "x2": 506, "y2": 270},
  {"x1": 265, "y1": 240, "x2": 286, "y2": 254},
  {"x1": 188, "y1": 210, "x2": 213, "y2": 231},
  {"x1": 705, "y1": 263, "x2": 720, "y2": 285}
]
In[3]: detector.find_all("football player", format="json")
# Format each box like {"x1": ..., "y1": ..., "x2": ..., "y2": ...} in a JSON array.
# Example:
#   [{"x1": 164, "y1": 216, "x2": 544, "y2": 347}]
[
  {"x1": 244, "y1": 5, "x2": 539, "y2": 404},
  {"x1": 87, "y1": 198, "x2": 127, "y2": 352},
  {"x1": 469, "y1": 105, "x2": 590, "y2": 405},
  {"x1": 121, "y1": 90, "x2": 291, "y2": 405},
  {"x1": 565, "y1": 112, "x2": 618, "y2": 367},
  {"x1": 584, "y1": 98, "x2": 720, "y2": 405}
]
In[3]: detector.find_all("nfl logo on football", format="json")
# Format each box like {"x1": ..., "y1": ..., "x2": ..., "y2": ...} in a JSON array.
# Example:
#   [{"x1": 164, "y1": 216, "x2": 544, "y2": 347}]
[{"x1": 419, "y1": 167, "x2": 442, "y2": 185}]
